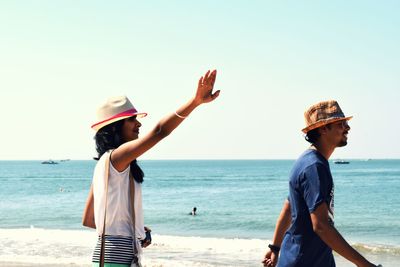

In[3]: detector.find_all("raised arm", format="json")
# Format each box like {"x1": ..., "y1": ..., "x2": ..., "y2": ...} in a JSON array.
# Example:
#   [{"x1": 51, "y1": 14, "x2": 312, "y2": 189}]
[
  {"x1": 112, "y1": 70, "x2": 220, "y2": 171},
  {"x1": 310, "y1": 202, "x2": 378, "y2": 267},
  {"x1": 263, "y1": 199, "x2": 291, "y2": 267}
]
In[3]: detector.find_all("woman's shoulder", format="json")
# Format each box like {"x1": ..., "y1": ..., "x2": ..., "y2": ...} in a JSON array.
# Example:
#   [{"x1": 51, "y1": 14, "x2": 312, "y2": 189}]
[{"x1": 94, "y1": 151, "x2": 112, "y2": 172}]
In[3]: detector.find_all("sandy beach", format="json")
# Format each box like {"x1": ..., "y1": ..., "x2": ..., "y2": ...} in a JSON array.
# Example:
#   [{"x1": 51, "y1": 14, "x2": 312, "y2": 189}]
[
  {"x1": 1, "y1": 254, "x2": 398, "y2": 267},
  {"x1": 0, "y1": 264, "x2": 87, "y2": 267},
  {"x1": 1, "y1": 228, "x2": 399, "y2": 267}
]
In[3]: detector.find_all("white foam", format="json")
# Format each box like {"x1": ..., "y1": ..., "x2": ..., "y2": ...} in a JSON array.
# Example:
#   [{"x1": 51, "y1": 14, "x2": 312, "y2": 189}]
[
  {"x1": 0, "y1": 228, "x2": 96, "y2": 265},
  {"x1": 2, "y1": 228, "x2": 398, "y2": 266},
  {"x1": 0, "y1": 228, "x2": 269, "y2": 266}
]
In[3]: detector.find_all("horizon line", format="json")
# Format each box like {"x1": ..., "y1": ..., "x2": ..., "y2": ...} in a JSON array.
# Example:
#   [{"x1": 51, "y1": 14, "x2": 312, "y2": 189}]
[{"x1": 1, "y1": 158, "x2": 399, "y2": 161}]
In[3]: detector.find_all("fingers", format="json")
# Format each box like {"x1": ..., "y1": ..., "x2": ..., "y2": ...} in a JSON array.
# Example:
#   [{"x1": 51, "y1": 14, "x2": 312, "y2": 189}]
[
  {"x1": 211, "y1": 90, "x2": 220, "y2": 100},
  {"x1": 261, "y1": 257, "x2": 276, "y2": 267},
  {"x1": 261, "y1": 258, "x2": 273, "y2": 267},
  {"x1": 204, "y1": 70, "x2": 211, "y2": 81},
  {"x1": 210, "y1": 69, "x2": 217, "y2": 78},
  {"x1": 209, "y1": 70, "x2": 217, "y2": 86},
  {"x1": 206, "y1": 69, "x2": 217, "y2": 85},
  {"x1": 198, "y1": 70, "x2": 210, "y2": 87},
  {"x1": 198, "y1": 76, "x2": 204, "y2": 88},
  {"x1": 195, "y1": 69, "x2": 219, "y2": 104},
  {"x1": 142, "y1": 239, "x2": 151, "y2": 248},
  {"x1": 199, "y1": 69, "x2": 217, "y2": 87}
]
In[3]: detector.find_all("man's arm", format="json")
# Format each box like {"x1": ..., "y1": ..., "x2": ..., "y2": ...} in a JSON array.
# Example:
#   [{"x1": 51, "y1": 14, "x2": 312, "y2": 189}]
[
  {"x1": 310, "y1": 202, "x2": 377, "y2": 267},
  {"x1": 262, "y1": 199, "x2": 291, "y2": 267}
]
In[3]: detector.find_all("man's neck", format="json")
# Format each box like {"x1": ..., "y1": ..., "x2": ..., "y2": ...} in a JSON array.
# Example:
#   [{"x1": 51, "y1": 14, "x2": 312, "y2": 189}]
[{"x1": 310, "y1": 143, "x2": 335, "y2": 160}]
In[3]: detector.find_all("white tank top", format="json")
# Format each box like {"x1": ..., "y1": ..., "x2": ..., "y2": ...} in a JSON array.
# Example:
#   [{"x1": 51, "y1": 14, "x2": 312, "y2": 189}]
[{"x1": 92, "y1": 151, "x2": 145, "y2": 242}]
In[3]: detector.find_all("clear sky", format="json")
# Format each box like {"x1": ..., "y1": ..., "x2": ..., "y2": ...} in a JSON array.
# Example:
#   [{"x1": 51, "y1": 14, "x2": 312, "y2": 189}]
[{"x1": 1, "y1": 1, "x2": 399, "y2": 160}]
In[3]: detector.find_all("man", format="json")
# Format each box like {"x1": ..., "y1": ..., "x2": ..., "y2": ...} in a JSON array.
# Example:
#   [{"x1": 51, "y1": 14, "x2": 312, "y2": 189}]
[
  {"x1": 190, "y1": 207, "x2": 197, "y2": 215},
  {"x1": 262, "y1": 100, "x2": 380, "y2": 267}
]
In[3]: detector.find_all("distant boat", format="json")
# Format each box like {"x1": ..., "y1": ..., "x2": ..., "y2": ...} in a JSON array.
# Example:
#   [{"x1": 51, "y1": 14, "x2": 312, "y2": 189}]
[
  {"x1": 41, "y1": 160, "x2": 58, "y2": 164},
  {"x1": 60, "y1": 159, "x2": 70, "y2": 162},
  {"x1": 334, "y1": 160, "x2": 350, "y2": 164}
]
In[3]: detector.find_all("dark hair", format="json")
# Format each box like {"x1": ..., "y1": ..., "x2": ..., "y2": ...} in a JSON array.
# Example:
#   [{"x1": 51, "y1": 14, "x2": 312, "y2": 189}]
[
  {"x1": 305, "y1": 124, "x2": 334, "y2": 144},
  {"x1": 304, "y1": 128, "x2": 320, "y2": 144},
  {"x1": 94, "y1": 119, "x2": 144, "y2": 183}
]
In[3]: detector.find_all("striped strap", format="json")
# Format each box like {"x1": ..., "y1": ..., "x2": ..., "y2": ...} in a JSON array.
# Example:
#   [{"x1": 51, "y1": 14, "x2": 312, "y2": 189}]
[
  {"x1": 129, "y1": 171, "x2": 138, "y2": 255},
  {"x1": 100, "y1": 151, "x2": 112, "y2": 267}
]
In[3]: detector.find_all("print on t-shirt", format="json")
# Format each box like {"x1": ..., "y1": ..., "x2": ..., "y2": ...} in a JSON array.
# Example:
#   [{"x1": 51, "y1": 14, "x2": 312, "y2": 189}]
[{"x1": 328, "y1": 183, "x2": 335, "y2": 226}]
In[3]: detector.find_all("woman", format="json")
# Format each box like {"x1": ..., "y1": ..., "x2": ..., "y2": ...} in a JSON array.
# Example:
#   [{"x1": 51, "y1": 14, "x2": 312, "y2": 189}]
[{"x1": 89, "y1": 70, "x2": 219, "y2": 267}]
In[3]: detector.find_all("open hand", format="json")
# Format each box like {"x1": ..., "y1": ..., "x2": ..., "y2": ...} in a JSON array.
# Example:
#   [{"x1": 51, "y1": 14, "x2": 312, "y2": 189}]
[{"x1": 194, "y1": 69, "x2": 220, "y2": 105}]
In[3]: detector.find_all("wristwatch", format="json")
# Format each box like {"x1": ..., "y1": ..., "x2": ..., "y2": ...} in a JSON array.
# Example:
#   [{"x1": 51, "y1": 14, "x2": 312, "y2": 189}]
[{"x1": 268, "y1": 244, "x2": 280, "y2": 253}]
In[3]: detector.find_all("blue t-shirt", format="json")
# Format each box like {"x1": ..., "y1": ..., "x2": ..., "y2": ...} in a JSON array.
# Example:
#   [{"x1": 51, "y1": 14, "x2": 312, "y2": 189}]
[{"x1": 278, "y1": 149, "x2": 335, "y2": 267}]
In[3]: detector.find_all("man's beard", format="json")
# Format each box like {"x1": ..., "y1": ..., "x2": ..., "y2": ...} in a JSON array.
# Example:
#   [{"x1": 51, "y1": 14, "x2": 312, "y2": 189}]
[{"x1": 337, "y1": 140, "x2": 348, "y2": 147}]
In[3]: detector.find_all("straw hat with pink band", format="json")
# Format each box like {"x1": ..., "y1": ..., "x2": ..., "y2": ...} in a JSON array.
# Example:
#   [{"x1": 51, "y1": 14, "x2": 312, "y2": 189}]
[
  {"x1": 302, "y1": 100, "x2": 352, "y2": 133},
  {"x1": 91, "y1": 96, "x2": 147, "y2": 131}
]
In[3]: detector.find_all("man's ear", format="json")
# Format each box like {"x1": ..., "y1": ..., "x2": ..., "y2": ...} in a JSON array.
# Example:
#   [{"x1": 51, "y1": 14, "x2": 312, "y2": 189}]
[{"x1": 318, "y1": 126, "x2": 328, "y2": 135}]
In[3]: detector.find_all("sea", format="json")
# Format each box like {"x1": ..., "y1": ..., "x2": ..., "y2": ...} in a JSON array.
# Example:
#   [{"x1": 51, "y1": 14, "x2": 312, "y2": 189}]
[{"x1": 0, "y1": 159, "x2": 399, "y2": 266}]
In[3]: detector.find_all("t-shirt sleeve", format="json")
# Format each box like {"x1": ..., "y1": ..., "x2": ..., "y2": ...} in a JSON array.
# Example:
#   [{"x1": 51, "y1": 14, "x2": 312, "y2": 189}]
[{"x1": 300, "y1": 163, "x2": 330, "y2": 213}]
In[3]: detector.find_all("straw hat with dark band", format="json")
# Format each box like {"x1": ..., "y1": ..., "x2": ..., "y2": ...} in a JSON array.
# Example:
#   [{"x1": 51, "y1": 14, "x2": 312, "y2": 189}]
[
  {"x1": 91, "y1": 96, "x2": 147, "y2": 131},
  {"x1": 302, "y1": 100, "x2": 352, "y2": 133}
]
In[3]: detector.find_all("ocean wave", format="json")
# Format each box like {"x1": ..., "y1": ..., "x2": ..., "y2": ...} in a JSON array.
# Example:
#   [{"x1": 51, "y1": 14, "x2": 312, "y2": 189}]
[{"x1": 352, "y1": 242, "x2": 400, "y2": 255}]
